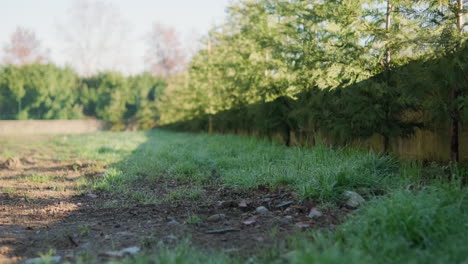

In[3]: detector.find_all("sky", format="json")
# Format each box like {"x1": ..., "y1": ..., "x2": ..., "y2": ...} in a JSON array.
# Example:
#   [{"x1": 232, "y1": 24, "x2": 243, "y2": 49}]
[{"x1": 0, "y1": 0, "x2": 231, "y2": 74}]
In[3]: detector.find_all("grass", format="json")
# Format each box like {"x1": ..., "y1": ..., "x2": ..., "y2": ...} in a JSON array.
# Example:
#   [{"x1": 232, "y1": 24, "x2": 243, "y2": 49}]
[
  {"x1": 114, "y1": 241, "x2": 236, "y2": 264},
  {"x1": 285, "y1": 184, "x2": 468, "y2": 264},
  {"x1": 168, "y1": 186, "x2": 203, "y2": 201},
  {"x1": 104, "y1": 183, "x2": 468, "y2": 264},
  {"x1": 185, "y1": 215, "x2": 203, "y2": 225},
  {"x1": 2, "y1": 130, "x2": 467, "y2": 263},
  {"x1": 63, "y1": 130, "x2": 401, "y2": 202},
  {"x1": 23, "y1": 130, "x2": 400, "y2": 203},
  {"x1": 21, "y1": 174, "x2": 54, "y2": 183}
]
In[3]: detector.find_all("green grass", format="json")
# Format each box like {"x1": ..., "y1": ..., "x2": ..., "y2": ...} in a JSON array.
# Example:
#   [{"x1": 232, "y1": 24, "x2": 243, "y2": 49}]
[
  {"x1": 285, "y1": 184, "x2": 468, "y2": 264},
  {"x1": 168, "y1": 186, "x2": 203, "y2": 201},
  {"x1": 185, "y1": 215, "x2": 203, "y2": 225},
  {"x1": 21, "y1": 174, "x2": 54, "y2": 183},
  {"x1": 106, "y1": 183, "x2": 468, "y2": 264},
  {"x1": 114, "y1": 241, "x2": 237, "y2": 264},
  {"x1": 0, "y1": 130, "x2": 401, "y2": 202},
  {"x1": 72, "y1": 130, "x2": 401, "y2": 202},
  {"x1": 2, "y1": 130, "x2": 467, "y2": 263}
]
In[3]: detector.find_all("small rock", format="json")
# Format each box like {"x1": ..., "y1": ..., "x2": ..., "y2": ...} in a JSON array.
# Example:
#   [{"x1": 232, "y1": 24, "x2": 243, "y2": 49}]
[
  {"x1": 344, "y1": 190, "x2": 365, "y2": 208},
  {"x1": 86, "y1": 193, "x2": 98, "y2": 199},
  {"x1": 307, "y1": 208, "x2": 323, "y2": 219},
  {"x1": 168, "y1": 220, "x2": 179, "y2": 225},
  {"x1": 242, "y1": 217, "x2": 257, "y2": 225},
  {"x1": 276, "y1": 201, "x2": 294, "y2": 208},
  {"x1": 238, "y1": 200, "x2": 249, "y2": 208},
  {"x1": 295, "y1": 222, "x2": 311, "y2": 229},
  {"x1": 284, "y1": 215, "x2": 294, "y2": 222},
  {"x1": 101, "y1": 246, "x2": 140, "y2": 258},
  {"x1": 207, "y1": 214, "x2": 226, "y2": 222},
  {"x1": 4, "y1": 157, "x2": 21, "y2": 169},
  {"x1": 24, "y1": 256, "x2": 61, "y2": 264},
  {"x1": 255, "y1": 206, "x2": 270, "y2": 215},
  {"x1": 255, "y1": 236, "x2": 265, "y2": 242}
]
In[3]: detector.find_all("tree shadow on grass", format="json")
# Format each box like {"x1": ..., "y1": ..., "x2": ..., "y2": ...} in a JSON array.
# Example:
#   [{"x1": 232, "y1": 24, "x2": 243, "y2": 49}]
[{"x1": 1, "y1": 130, "x2": 345, "y2": 263}]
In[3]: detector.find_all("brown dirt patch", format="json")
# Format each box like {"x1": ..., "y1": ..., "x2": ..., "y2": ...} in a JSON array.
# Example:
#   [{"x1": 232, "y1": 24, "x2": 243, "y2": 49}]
[{"x1": 0, "y1": 157, "x2": 349, "y2": 263}]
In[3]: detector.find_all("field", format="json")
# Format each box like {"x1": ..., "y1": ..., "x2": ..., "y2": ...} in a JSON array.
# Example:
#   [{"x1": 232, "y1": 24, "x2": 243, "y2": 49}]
[{"x1": 1, "y1": 130, "x2": 467, "y2": 264}]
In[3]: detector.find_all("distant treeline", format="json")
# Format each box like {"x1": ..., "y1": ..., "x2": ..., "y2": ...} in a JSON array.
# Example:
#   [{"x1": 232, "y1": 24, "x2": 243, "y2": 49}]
[{"x1": 0, "y1": 64, "x2": 165, "y2": 129}]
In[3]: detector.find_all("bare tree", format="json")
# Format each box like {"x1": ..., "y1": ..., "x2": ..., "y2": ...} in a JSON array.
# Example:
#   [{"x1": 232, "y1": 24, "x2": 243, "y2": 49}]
[
  {"x1": 2, "y1": 26, "x2": 49, "y2": 66},
  {"x1": 145, "y1": 23, "x2": 186, "y2": 77},
  {"x1": 58, "y1": 0, "x2": 132, "y2": 76}
]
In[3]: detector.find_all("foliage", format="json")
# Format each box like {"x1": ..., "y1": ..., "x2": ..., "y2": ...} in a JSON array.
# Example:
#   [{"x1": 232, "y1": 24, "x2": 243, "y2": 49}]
[
  {"x1": 158, "y1": 0, "x2": 467, "y2": 155},
  {"x1": 0, "y1": 64, "x2": 82, "y2": 120},
  {"x1": 0, "y1": 64, "x2": 165, "y2": 129}
]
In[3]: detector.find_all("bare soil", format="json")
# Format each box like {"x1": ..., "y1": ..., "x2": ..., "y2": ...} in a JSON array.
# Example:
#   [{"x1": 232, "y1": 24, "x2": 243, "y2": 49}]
[{"x1": 0, "y1": 156, "x2": 348, "y2": 263}]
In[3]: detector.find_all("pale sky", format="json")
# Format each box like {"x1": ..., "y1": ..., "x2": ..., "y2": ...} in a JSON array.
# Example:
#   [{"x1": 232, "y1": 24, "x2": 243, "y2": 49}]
[{"x1": 0, "y1": 0, "x2": 231, "y2": 74}]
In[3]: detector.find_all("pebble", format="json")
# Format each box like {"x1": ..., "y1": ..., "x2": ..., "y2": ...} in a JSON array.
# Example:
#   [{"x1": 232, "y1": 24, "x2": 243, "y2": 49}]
[
  {"x1": 255, "y1": 206, "x2": 270, "y2": 215},
  {"x1": 207, "y1": 213, "x2": 226, "y2": 222},
  {"x1": 344, "y1": 190, "x2": 365, "y2": 208},
  {"x1": 102, "y1": 246, "x2": 140, "y2": 258},
  {"x1": 307, "y1": 208, "x2": 323, "y2": 219}
]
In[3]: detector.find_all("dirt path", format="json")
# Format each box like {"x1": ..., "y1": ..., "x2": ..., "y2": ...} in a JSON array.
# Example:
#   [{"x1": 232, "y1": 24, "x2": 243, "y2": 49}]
[{"x1": 0, "y1": 156, "x2": 345, "y2": 263}]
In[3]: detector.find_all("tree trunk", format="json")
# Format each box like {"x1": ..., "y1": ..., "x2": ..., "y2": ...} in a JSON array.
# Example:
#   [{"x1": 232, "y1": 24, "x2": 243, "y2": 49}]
[
  {"x1": 457, "y1": 0, "x2": 464, "y2": 34},
  {"x1": 18, "y1": 99, "x2": 21, "y2": 116},
  {"x1": 450, "y1": 0, "x2": 464, "y2": 163},
  {"x1": 384, "y1": 1, "x2": 392, "y2": 70},
  {"x1": 207, "y1": 38, "x2": 214, "y2": 134},
  {"x1": 382, "y1": 0, "x2": 392, "y2": 155},
  {"x1": 208, "y1": 115, "x2": 213, "y2": 134},
  {"x1": 383, "y1": 134, "x2": 391, "y2": 154}
]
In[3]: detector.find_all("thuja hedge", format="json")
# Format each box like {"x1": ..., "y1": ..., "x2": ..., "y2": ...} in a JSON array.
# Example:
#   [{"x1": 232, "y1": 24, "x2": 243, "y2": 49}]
[{"x1": 163, "y1": 45, "x2": 468, "y2": 153}]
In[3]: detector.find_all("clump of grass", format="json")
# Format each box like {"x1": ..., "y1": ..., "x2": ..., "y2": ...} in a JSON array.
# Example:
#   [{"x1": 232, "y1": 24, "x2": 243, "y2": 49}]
[
  {"x1": 115, "y1": 241, "x2": 237, "y2": 264},
  {"x1": 22, "y1": 174, "x2": 53, "y2": 183},
  {"x1": 167, "y1": 186, "x2": 203, "y2": 201},
  {"x1": 108, "y1": 130, "x2": 400, "y2": 201},
  {"x1": 186, "y1": 215, "x2": 203, "y2": 225},
  {"x1": 3, "y1": 187, "x2": 17, "y2": 195},
  {"x1": 79, "y1": 224, "x2": 90, "y2": 237},
  {"x1": 39, "y1": 130, "x2": 402, "y2": 203},
  {"x1": 287, "y1": 185, "x2": 468, "y2": 264}
]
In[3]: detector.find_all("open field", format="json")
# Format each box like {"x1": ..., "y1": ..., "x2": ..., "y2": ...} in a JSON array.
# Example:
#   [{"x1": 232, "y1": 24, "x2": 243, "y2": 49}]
[{"x1": 1, "y1": 130, "x2": 467, "y2": 264}]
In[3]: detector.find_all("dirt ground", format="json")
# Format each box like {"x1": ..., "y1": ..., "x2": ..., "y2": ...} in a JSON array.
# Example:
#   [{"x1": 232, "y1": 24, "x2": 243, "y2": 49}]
[{"x1": 0, "y1": 154, "x2": 347, "y2": 263}]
